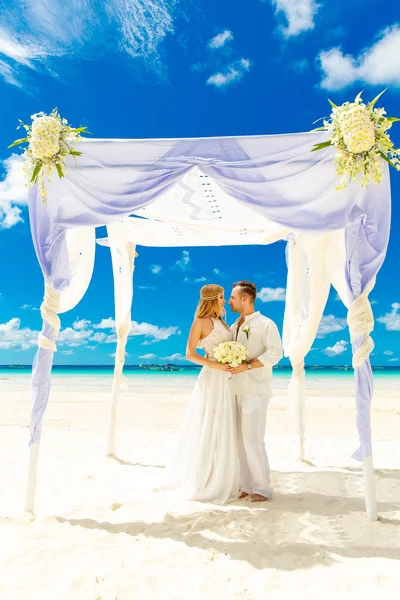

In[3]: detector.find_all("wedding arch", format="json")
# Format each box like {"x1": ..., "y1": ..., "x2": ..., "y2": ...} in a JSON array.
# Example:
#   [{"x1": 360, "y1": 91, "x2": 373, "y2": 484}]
[{"x1": 24, "y1": 132, "x2": 391, "y2": 520}]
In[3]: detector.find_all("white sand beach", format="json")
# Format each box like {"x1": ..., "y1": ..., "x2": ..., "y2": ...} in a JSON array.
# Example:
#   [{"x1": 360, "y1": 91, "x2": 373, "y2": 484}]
[{"x1": 1, "y1": 374, "x2": 399, "y2": 599}]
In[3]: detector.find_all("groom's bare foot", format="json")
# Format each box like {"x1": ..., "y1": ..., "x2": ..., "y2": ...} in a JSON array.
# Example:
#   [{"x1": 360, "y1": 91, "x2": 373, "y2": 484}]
[
  {"x1": 238, "y1": 490, "x2": 249, "y2": 499},
  {"x1": 250, "y1": 493, "x2": 268, "y2": 503}
]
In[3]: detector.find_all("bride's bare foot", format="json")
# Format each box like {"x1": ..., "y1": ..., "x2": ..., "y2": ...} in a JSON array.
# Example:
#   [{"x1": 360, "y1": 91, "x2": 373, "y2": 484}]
[
  {"x1": 238, "y1": 490, "x2": 249, "y2": 499},
  {"x1": 250, "y1": 493, "x2": 268, "y2": 503}
]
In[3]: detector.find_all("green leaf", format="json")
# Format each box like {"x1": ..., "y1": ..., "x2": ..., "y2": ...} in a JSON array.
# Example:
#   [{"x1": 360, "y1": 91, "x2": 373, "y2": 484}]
[
  {"x1": 70, "y1": 127, "x2": 88, "y2": 133},
  {"x1": 378, "y1": 150, "x2": 396, "y2": 169},
  {"x1": 55, "y1": 163, "x2": 64, "y2": 178},
  {"x1": 31, "y1": 164, "x2": 41, "y2": 183},
  {"x1": 327, "y1": 98, "x2": 337, "y2": 109},
  {"x1": 312, "y1": 116, "x2": 328, "y2": 125},
  {"x1": 311, "y1": 141, "x2": 333, "y2": 152},
  {"x1": 69, "y1": 150, "x2": 82, "y2": 156},
  {"x1": 354, "y1": 90, "x2": 364, "y2": 103},
  {"x1": 311, "y1": 126, "x2": 327, "y2": 132},
  {"x1": 7, "y1": 137, "x2": 28, "y2": 148},
  {"x1": 386, "y1": 117, "x2": 400, "y2": 123},
  {"x1": 368, "y1": 88, "x2": 387, "y2": 109}
]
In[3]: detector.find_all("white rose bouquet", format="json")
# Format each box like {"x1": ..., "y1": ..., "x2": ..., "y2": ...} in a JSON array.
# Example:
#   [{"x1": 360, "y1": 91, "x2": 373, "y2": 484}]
[
  {"x1": 311, "y1": 90, "x2": 400, "y2": 190},
  {"x1": 213, "y1": 341, "x2": 248, "y2": 368},
  {"x1": 8, "y1": 108, "x2": 88, "y2": 203}
]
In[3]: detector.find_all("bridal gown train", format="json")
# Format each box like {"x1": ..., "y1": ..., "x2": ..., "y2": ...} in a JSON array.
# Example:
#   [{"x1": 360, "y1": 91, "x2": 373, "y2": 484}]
[{"x1": 160, "y1": 319, "x2": 239, "y2": 504}]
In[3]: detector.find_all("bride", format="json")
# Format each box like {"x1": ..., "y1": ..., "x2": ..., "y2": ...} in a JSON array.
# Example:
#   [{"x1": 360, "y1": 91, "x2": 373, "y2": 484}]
[{"x1": 160, "y1": 284, "x2": 239, "y2": 504}]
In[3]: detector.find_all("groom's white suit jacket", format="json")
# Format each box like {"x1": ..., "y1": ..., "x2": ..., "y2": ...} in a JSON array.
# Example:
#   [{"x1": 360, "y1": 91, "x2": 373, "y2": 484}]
[{"x1": 230, "y1": 311, "x2": 283, "y2": 396}]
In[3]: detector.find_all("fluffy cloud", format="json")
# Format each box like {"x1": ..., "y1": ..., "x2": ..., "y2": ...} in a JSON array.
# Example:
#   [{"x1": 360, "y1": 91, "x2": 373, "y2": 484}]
[
  {"x1": 270, "y1": 0, "x2": 318, "y2": 37},
  {"x1": 317, "y1": 314, "x2": 347, "y2": 338},
  {"x1": 207, "y1": 58, "x2": 251, "y2": 88},
  {"x1": 151, "y1": 265, "x2": 162, "y2": 274},
  {"x1": 0, "y1": 155, "x2": 27, "y2": 229},
  {"x1": 319, "y1": 25, "x2": 400, "y2": 91},
  {"x1": 0, "y1": 315, "x2": 180, "y2": 351},
  {"x1": 139, "y1": 353, "x2": 157, "y2": 359},
  {"x1": 257, "y1": 287, "x2": 286, "y2": 302},
  {"x1": 174, "y1": 250, "x2": 191, "y2": 271},
  {"x1": 162, "y1": 352, "x2": 186, "y2": 361},
  {"x1": 384, "y1": 350, "x2": 394, "y2": 356},
  {"x1": 377, "y1": 303, "x2": 400, "y2": 331},
  {"x1": 0, "y1": 318, "x2": 38, "y2": 350},
  {"x1": 389, "y1": 357, "x2": 399, "y2": 362},
  {"x1": 208, "y1": 30, "x2": 233, "y2": 49},
  {"x1": 323, "y1": 340, "x2": 348, "y2": 357},
  {"x1": 0, "y1": 0, "x2": 179, "y2": 87}
]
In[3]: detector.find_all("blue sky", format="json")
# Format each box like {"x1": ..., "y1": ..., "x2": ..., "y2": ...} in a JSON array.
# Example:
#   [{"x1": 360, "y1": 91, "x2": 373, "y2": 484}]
[{"x1": 0, "y1": 0, "x2": 400, "y2": 366}]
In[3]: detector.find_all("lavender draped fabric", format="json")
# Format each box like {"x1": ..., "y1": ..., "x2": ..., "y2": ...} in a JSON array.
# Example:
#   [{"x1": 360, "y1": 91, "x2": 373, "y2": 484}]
[{"x1": 28, "y1": 133, "x2": 391, "y2": 457}]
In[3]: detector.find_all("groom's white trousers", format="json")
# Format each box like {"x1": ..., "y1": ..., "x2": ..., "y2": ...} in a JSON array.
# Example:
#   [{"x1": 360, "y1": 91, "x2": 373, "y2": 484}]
[{"x1": 236, "y1": 392, "x2": 272, "y2": 498}]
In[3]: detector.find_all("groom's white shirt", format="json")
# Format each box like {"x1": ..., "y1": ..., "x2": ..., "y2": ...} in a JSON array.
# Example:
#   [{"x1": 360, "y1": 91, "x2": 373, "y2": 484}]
[{"x1": 230, "y1": 311, "x2": 283, "y2": 396}]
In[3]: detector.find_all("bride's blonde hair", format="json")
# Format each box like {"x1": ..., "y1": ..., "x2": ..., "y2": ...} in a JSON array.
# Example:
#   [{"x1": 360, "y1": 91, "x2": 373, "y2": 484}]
[{"x1": 195, "y1": 284, "x2": 229, "y2": 330}]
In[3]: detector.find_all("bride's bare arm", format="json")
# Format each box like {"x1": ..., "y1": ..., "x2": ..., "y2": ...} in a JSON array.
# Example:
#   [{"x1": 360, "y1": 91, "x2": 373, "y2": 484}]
[{"x1": 186, "y1": 319, "x2": 229, "y2": 371}]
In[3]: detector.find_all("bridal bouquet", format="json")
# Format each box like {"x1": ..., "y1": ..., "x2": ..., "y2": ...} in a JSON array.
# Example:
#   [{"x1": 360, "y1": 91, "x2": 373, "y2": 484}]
[
  {"x1": 8, "y1": 108, "x2": 88, "y2": 203},
  {"x1": 213, "y1": 341, "x2": 248, "y2": 368},
  {"x1": 311, "y1": 90, "x2": 400, "y2": 190}
]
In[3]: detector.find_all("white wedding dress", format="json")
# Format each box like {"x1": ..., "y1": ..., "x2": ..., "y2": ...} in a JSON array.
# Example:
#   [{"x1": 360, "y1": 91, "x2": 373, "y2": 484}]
[{"x1": 160, "y1": 318, "x2": 239, "y2": 504}]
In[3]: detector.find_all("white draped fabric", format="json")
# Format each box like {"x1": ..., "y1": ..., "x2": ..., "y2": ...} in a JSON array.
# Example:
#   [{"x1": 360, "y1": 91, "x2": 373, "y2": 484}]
[{"x1": 25, "y1": 132, "x2": 391, "y2": 519}]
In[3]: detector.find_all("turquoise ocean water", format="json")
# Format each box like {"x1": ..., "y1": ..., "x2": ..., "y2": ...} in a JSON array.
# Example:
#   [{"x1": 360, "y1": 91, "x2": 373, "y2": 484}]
[{"x1": 1, "y1": 365, "x2": 399, "y2": 390}]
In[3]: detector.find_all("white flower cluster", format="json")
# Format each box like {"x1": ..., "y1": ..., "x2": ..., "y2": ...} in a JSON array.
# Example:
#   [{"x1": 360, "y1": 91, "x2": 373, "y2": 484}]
[
  {"x1": 9, "y1": 109, "x2": 87, "y2": 203},
  {"x1": 313, "y1": 91, "x2": 400, "y2": 190},
  {"x1": 30, "y1": 116, "x2": 62, "y2": 161},
  {"x1": 337, "y1": 104, "x2": 375, "y2": 154},
  {"x1": 213, "y1": 341, "x2": 248, "y2": 368}
]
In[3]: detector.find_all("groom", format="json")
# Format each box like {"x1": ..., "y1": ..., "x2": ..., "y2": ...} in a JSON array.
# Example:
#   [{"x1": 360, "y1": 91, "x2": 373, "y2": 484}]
[{"x1": 228, "y1": 280, "x2": 283, "y2": 502}]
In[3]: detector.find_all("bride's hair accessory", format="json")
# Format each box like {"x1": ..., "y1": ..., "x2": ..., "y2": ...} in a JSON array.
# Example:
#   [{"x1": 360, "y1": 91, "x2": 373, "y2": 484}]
[{"x1": 200, "y1": 293, "x2": 220, "y2": 301}]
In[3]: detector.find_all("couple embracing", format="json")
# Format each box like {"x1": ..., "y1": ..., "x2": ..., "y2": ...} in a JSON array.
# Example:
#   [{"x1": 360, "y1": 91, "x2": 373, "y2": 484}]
[{"x1": 161, "y1": 280, "x2": 283, "y2": 504}]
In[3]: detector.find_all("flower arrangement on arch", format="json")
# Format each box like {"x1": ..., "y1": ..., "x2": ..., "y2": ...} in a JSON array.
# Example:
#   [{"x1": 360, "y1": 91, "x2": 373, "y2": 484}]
[
  {"x1": 311, "y1": 90, "x2": 400, "y2": 190},
  {"x1": 8, "y1": 109, "x2": 88, "y2": 203}
]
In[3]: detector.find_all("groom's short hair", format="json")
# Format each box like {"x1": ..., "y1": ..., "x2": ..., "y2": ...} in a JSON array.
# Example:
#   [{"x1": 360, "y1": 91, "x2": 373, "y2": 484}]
[{"x1": 232, "y1": 280, "x2": 257, "y2": 303}]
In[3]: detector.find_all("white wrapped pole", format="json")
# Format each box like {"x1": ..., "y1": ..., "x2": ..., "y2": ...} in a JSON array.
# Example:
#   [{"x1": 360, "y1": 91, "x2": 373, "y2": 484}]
[
  {"x1": 283, "y1": 234, "x2": 330, "y2": 461},
  {"x1": 362, "y1": 456, "x2": 378, "y2": 521},
  {"x1": 289, "y1": 361, "x2": 305, "y2": 461},
  {"x1": 26, "y1": 283, "x2": 61, "y2": 513},
  {"x1": 106, "y1": 223, "x2": 136, "y2": 456}
]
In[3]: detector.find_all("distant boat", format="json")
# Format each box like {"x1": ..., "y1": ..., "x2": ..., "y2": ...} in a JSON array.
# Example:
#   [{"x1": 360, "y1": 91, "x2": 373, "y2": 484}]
[
  {"x1": 162, "y1": 363, "x2": 183, "y2": 372},
  {"x1": 139, "y1": 363, "x2": 183, "y2": 372},
  {"x1": 8, "y1": 363, "x2": 27, "y2": 370}
]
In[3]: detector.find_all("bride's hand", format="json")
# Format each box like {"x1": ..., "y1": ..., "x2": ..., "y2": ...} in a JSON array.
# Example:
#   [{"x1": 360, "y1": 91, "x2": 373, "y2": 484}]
[{"x1": 213, "y1": 362, "x2": 231, "y2": 372}]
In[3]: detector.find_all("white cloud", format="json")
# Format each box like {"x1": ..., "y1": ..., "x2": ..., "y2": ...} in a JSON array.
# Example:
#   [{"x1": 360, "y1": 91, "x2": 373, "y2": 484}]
[
  {"x1": 207, "y1": 58, "x2": 251, "y2": 88},
  {"x1": 0, "y1": 318, "x2": 38, "y2": 350},
  {"x1": 174, "y1": 250, "x2": 191, "y2": 271},
  {"x1": 213, "y1": 268, "x2": 223, "y2": 276},
  {"x1": 94, "y1": 318, "x2": 116, "y2": 329},
  {"x1": 139, "y1": 353, "x2": 157, "y2": 359},
  {"x1": 130, "y1": 320, "x2": 180, "y2": 341},
  {"x1": 0, "y1": 0, "x2": 179, "y2": 87},
  {"x1": 20, "y1": 304, "x2": 39, "y2": 311},
  {"x1": 109, "y1": 351, "x2": 128, "y2": 358},
  {"x1": 270, "y1": 0, "x2": 318, "y2": 37},
  {"x1": 0, "y1": 314, "x2": 180, "y2": 352},
  {"x1": 323, "y1": 340, "x2": 348, "y2": 357},
  {"x1": 183, "y1": 276, "x2": 206, "y2": 284},
  {"x1": 377, "y1": 303, "x2": 400, "y2": 331},
  {"x1": 319, "y1": 25, "x2": 400, "y2": 91},
  {"x1": 151, "y1": 264, "x2": 162, "y2": 274},
  {"x1": 384, "y1": 350, "x2": 394, "y2": 356},
  {"x1": 0, "y1": 154, "x2": 27, "y2": 229},
  {"x1": 138, "y1": 285, "x2": 156, "y2": 290},
  {"x1": 290, "y1": 58, "x2": 309, "y2": 73},
  {"x1": 389, "y1": 357, "x2": 399, "y2": 362},
  {"x1": 208, "y1": 30, "x2": 233, "y2": 49},
  {"x1": 73, "y1": 318, "x2": 91, "y2": 330},
  {"x1": 162, "y1": 352, "x2": 186, "y2": 361},
  {"x1": 61, "y1": 350, "x2": 74, "y2": 355},
  {"x1": 317, "y1": 314, "x2": 347, "y2": 338},
  {"x1": 257, "y1": 287, "x2": 286, "y2": 302}
]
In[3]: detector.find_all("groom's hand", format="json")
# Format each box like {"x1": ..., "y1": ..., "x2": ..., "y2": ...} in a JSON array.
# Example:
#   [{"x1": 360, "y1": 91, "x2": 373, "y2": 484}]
[{"x1": 229, "y1": 363, "x2": 248, "y2": 375}]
